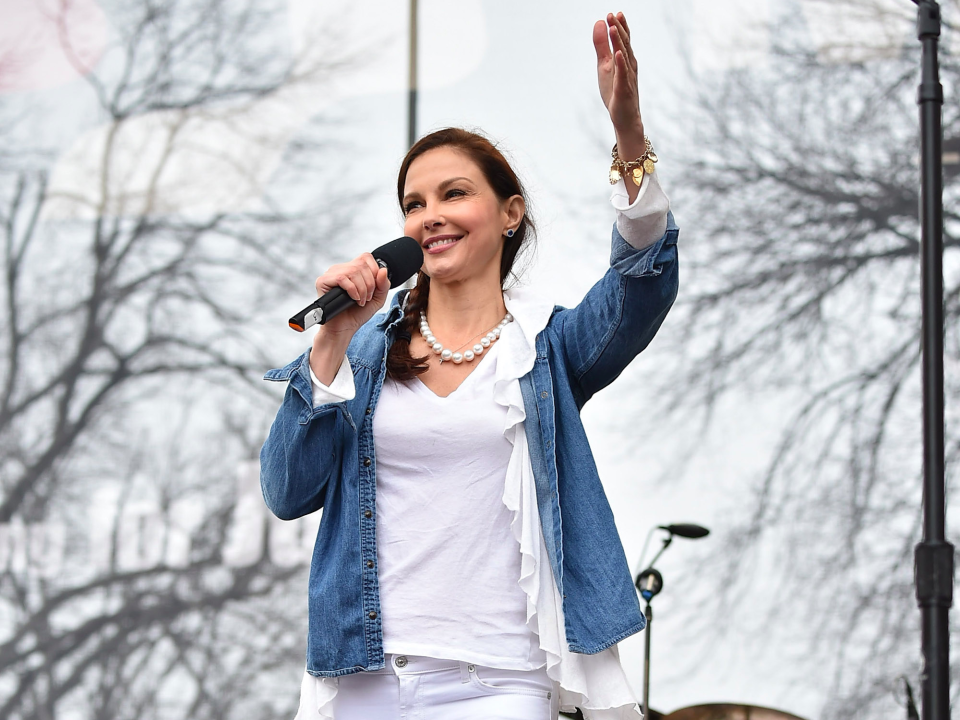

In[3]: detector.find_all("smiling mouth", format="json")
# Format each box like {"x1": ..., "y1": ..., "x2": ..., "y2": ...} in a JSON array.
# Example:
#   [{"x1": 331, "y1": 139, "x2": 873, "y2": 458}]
[{"x1": 425, "y1": 237, "x2": 460, "y2": 250}]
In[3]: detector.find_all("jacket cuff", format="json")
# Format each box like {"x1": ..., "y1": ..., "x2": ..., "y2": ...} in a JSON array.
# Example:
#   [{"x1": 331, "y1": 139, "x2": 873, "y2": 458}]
[{"x1": 609, "y1": 210, "x2": 679, "y2": 278}]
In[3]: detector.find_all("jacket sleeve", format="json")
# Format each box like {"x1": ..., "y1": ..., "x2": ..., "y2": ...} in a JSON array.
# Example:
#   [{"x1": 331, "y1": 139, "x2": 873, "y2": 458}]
[
  {"x1": 259, "y1": 349, "x2": 352, "y2": 521},
  {"x1": 557, "y1": 211, "x2": 679, "y2": 407}
]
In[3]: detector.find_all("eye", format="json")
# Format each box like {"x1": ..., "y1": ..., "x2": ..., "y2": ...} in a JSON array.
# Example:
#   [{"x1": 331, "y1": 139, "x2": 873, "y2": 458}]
[
  {"x1": 445, "y1": 188, "x2": 466, "y2": 199},
  {"x1": 403, "y1": 200, "x2": 423, "y2": 215}
]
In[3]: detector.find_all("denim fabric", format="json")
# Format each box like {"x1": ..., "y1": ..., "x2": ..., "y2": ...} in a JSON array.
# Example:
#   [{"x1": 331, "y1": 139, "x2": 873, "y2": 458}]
[{"x1": 260, "y1": 215, "x2": 679, "y2": 677}]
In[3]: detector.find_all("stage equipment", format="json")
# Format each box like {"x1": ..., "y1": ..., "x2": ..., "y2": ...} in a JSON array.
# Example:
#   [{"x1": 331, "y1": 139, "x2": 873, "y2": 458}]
[
  {"x1": 661, "y1": 703, "x2": 807, "y2": 720},
  {"x1": 911, "y1": 3, "x2": 954, "y2": 720},
  {"x1": 635, "y1": 523, "x2": 710, "y2": 717},
  {"x1": 658, "y1": 523, "x2": 710, "y2": 539}
]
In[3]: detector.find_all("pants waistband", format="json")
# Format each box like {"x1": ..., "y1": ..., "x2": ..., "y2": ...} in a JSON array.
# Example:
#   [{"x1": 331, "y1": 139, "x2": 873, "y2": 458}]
[
  {"x1": 382, "y1": 654, "x2": 549, "y2": 683},
  {"x1": 385, "y1": 654, "x2": 461, "y2": 675}
]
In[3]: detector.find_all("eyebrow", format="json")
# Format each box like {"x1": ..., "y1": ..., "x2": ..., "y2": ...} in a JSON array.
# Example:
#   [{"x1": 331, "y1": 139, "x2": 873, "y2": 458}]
[
  {"x1": 439, "y1": 176, "x2": 473, "y2": 189},
  {"x1": 402, "y1": 176, "x2": 475, "y2": 204}
]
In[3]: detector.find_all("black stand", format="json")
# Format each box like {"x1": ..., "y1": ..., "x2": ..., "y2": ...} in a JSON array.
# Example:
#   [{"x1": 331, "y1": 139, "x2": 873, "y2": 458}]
[
  {"x1": 632, "y1": 524, "x2": 708, "y2": 717},
  {"x1": 636, "y1": 567, "x2": 663, "y2": 716},
  {"x1": 913, "y1": 3, "x2": 954, "y2": 719},
  {"x1": 643, "y1": 599, "x2": 654, "y2": 714},
  {"x1": 639, "y1": 544, "x2": 668, "y2": 714}
]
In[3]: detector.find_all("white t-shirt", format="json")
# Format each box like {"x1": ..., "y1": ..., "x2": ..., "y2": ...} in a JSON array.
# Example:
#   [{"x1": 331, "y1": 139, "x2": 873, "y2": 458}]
[{"x1": 373, "y1": 341, "x2": 546, "y2": 669}]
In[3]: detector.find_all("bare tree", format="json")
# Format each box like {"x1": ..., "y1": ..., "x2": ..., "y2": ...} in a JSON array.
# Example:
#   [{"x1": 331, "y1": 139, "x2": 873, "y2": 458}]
[
  {"x1": 0, "y1": 0, "x2": 360, "y2": 717},
  {"x1": 651, "y1": 1, "x2": 960, "y2": 717}
]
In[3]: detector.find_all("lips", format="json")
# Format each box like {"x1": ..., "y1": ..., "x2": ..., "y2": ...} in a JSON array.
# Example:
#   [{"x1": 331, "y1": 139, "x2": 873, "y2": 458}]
[{"x1": 424, "y1": 235, "x2": 462, "y2": 253}]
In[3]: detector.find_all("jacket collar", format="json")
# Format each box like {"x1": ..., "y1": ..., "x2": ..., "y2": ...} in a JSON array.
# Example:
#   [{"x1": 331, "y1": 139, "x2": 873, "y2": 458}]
[{"x1": 376, "y1": 289, "x2": 409, "y2": 330}]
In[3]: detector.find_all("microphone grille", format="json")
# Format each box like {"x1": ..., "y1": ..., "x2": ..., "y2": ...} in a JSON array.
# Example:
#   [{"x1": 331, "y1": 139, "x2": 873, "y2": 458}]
[{"x1": 372, "y1": 237, "x2": 424, "y2": 289}]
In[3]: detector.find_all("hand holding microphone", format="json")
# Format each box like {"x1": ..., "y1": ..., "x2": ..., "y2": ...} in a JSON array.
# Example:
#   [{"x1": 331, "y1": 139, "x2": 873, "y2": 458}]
[
  {"x1": 290, "y1": 237, "x2": 423, "y2": 334},
  {"x1": 294, "y1": 237, "x2": 423, "y2": 387}
]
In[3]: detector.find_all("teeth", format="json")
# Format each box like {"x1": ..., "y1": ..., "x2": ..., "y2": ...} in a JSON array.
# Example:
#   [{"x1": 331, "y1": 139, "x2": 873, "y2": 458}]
[{"x1": 427, "y1": 238, "x2": 458, "y2": 249}]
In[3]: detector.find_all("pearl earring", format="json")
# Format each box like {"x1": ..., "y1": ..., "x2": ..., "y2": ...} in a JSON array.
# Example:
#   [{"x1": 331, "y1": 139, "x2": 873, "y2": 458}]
[{"x1": 505, "y1": 229, "x2": 515, "y2": 238}]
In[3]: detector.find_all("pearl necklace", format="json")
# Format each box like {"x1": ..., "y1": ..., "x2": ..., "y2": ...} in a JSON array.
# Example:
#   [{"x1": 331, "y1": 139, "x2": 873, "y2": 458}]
[{"x1": 419, "y1": 310, "x2": 513, "y2": 364}]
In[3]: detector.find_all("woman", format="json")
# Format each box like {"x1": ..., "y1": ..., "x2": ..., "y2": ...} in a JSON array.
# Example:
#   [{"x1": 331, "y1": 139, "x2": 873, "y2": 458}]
[{"x1": 260, "y1": 12, "x2": 678, "y2": 720}]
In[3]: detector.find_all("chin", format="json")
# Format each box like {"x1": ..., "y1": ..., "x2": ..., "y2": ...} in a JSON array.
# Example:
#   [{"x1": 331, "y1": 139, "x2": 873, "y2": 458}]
[{"x1": 423, "y1": 270, "x2": 461, "y2": 285}]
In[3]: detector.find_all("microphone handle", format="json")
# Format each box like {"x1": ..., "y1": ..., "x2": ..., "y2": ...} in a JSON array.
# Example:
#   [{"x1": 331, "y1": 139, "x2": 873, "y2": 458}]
[
  {"x1": 316, "y1": 288, "x2": 357, "y2": 325},
  {"x1": 289, "y1": 288, "x2": 354, "y2": 331}
]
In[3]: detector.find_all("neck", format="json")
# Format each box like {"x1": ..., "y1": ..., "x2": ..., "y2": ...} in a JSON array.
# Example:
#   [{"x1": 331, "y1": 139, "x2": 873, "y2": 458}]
[{"x1": 423, "y1": 277, "x2": 506, "y2": 345}]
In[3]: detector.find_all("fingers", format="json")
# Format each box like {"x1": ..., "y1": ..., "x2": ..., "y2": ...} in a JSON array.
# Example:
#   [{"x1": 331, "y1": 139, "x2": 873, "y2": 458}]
[
  {"x1": 609, "y1": 11, "x2": 630, "y2": 44},
  {"x1": 607, "y1": 13, "x2": 637, "y2": 72},
  {"x1": 610, "y1": 27, "x2": 634, "y2": 73},
  {"x1": 607, "y1": 24, "x2": 627, "y2": 71},
  {"x1": 617, "y1": 11, "x2": 632, "y2": 41},
  {"x1": 607, "y1": 25, "x2": 634, "y2": 102},
  {"x1": 316, "y1": 253, "x2": 382, "y2": 306},
  {"x1": 335, "y1": 275, "x2": 365, "y2": 305}
]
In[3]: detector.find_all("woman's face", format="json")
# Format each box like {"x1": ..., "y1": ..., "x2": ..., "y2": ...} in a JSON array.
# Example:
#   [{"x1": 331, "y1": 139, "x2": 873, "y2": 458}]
[{"x1": 401, "y1": 146, "x2": 521, "y2": 287}]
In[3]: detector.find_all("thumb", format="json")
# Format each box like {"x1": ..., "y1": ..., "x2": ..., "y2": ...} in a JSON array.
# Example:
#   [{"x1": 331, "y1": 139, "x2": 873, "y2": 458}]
[
  {"x1": 372, "y1": 267, "x2": 391, "y2": 302},
  {"x1": 592, "y1": 20, "x2": 611, "y2": 62}
]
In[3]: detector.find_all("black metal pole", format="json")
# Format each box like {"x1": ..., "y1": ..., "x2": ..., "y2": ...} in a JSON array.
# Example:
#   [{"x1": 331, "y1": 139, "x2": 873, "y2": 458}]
[
  {"x1": 407, "y1": 0, "x2": 418, "y2": 148},
  {"x1": 643, "y1": 600, "x2": 653, "y2": 716},
  {"x1": 913, "y1": 3, "x2": 953, "y2": 720}
]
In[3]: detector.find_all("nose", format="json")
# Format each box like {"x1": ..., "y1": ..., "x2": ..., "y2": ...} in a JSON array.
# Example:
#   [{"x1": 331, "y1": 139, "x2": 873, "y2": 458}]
[{"x1": 421, "y1": 204, "x2": 444, "y2": 229}]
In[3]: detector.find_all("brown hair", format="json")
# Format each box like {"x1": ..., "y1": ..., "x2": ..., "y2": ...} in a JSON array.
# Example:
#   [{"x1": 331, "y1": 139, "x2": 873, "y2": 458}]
[{"x1": 386, "y1": 128, "x2": 536, "y2": 381}]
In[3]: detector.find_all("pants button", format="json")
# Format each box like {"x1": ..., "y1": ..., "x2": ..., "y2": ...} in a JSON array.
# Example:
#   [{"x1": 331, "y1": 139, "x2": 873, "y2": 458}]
[
  {"x1": 395, "y1": 656, "x2": 408, "y2": 668},
  {"x1": 467, "y1": 664, "x2": 475, "y2": 673}
]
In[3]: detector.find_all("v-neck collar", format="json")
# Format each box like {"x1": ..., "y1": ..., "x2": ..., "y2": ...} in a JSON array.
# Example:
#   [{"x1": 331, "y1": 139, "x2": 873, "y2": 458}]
[{"x1": 410, "y1": 340, "x2": 501, "y2": 400}]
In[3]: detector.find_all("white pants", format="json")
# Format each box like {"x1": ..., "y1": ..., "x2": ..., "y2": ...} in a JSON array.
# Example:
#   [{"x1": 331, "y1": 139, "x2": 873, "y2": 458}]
[{"x1": 332, "y1": 654, "x2": 559, "y2": 720}]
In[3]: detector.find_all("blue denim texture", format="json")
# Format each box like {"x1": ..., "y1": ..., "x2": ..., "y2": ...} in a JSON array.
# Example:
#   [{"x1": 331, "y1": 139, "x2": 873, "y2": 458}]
[{"x1": 260, "y1": 215, "x2": 679, "y2": 678}]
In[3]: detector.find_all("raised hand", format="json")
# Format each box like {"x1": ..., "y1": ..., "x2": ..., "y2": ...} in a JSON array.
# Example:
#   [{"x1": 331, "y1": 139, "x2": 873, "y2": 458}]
[
  {"x1": 593, "y1": 12, "x2": 646, "y2": 200},
  {"x1": 594, "y1": 13, "x2": 642, "y2": 133}
]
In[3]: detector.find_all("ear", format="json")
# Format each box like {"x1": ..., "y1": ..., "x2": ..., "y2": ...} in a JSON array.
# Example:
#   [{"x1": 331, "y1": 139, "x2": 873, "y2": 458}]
[{"x1": 502, "y1": 194, "x2": 526, "y2": 234}]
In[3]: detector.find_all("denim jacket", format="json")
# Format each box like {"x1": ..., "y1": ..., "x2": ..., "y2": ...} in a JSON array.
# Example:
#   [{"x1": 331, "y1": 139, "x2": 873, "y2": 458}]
[{"x1": 260, "y1": 214, "x2": 679, "y2": 678}]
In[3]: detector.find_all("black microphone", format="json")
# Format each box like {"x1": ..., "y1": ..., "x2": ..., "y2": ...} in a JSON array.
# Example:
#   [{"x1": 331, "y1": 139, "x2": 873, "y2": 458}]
[
  {"x1": 657, "y1": 523, "x2": 710, "y2": 539},
  {"x1": 289, "y1": 237, "x2": 423, "y2": 332}
]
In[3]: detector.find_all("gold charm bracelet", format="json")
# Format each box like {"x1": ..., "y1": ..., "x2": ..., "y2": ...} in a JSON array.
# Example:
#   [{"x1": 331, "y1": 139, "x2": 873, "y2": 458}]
[{"x1": 609, "y1": 137, "x2": 658, "y2": 187}]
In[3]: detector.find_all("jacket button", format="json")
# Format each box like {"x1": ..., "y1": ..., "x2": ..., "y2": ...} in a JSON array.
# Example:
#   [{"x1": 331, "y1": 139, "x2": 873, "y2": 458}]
[
  {"x1": 364, "y1": 509, "x2": 372, "y2": 518},
  {"x1": 366, "y1": 560, "x2": 374, "y2": 568},
  {"x1": 363, "y1": 457, "x2": 372, "y2": 467},
  {"x1": 540, "y1": 390, "x2": 548, "y2": 399},
  {"x1": 365, "y1": 408, "x2": 372, "y2": 415},
  {"x1": 368, "y1": 611, "x2": 377, "y2": 620}
]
